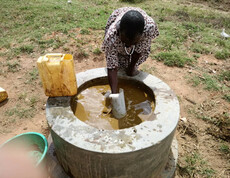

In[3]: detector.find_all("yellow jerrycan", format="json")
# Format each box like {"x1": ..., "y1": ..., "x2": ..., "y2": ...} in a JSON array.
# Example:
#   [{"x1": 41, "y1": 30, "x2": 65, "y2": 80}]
[
  {"x1": 37, "y1": 53, "x2": 77, "y2": 97},
  {"x1": 0, "y1": 87, "x2": 8, "y2": 102}
]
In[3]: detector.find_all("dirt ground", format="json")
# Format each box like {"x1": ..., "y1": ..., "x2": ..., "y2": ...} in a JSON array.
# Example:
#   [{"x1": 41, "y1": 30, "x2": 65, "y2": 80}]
[{"x1": 0, "y1": 29, "x2": 229, "y2": 177}]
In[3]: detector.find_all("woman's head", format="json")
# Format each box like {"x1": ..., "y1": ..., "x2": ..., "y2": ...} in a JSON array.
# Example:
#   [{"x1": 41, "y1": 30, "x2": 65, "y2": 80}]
[{"x1": 119, "y1": 10, "x2": 145, "y2": 47}]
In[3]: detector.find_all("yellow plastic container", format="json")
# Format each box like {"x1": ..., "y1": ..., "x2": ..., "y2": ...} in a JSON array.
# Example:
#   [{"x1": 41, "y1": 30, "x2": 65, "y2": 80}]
[
  {"x1": 37, "y1": 53, "x2": 77, "y2": 97},
  {"x1": 0, "y1": 87, "x2": 8, "y2": 102}
]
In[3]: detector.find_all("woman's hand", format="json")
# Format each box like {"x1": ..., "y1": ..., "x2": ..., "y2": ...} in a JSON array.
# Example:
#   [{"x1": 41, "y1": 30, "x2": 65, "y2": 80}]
[{"x1": 126, "y1": 51, "x2": 141, "y2": 76}]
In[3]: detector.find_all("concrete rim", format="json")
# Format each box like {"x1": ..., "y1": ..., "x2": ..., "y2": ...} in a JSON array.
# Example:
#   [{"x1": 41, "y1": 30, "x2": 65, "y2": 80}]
[
  {"x1": 46, "y1": 68, "x2": 180, "y2": 153},
  {"x1": 46, "y1": 136, "x2": 178, "y2": 178}
]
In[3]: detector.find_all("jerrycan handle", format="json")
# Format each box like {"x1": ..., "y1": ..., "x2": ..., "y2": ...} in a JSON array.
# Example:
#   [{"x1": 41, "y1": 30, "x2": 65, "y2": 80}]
[{"x1": 44, "y1": 53, "x2": 64, "y2": 62}]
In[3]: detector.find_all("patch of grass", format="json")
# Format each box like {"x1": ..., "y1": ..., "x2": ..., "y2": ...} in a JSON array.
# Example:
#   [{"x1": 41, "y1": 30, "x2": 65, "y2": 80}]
[
  {"x1": 26, "y1": 68, "x2": 39, "y2": 84},
  {"x1": 19, "y1": 45, "x2": 34, "y2": 54},
  {"x1": 190, "y1": 43, "x2": 211, "y2": 54},
  {"x1": 154, "y1": 51, "x2": 194, "y2": 67},
  {"x1": 181, "y1": 152, "x2": 215, "y2": 177},
  {"x1": 119, "y1": 0, "x2": 145, "y2": 3},
  {"x1": 6, "y1": 48, "x2": 21, "y2": 60},
  {"x1": 95, "y1": 0, "x2": 109, "y2": 5},
  {"x1": 76, "y1": 38, "x2": 87, "y2": 46},
  {"x1": 153, "y1": 35, "x2": 177, "y2": 51},
  {"x1": 220, "y1": 144, "x2": 230, "y2": 154},
  {"x1": 93, "y1": 48, "x2": 102, "y2": 55},
  {"x1": 188, "y1": 73, "x2": 228, "y2": 92},
  {"x1": 202, "y1": 74, "x2": 221, "y2": 91},
  {"x1": 193, "y1": 54, "x2": 200, "y2": 60},
  {"x1": 18, "y1": 93, "x2": 27, "y2": 100},
  {"x1": 223, "y1": 94, "x2": 230, "y2": 103},
  {"x1": 5, "y1": 106, "x2": 35, "y2": 119},
  {"x1": 191, "y1": 104, "x2": 230, "y2": 140},
  {"x1": 30, "y1": 96, "x2": 38, "y2": 107},
  {"x1": 205, "y1": 112, "x2": 230, "y2": 141},
  {"x1": 80, "y1": 28, "x2": 90, "y2": 35},
  {"x1": 190, "y1": 76, "x2": 201, "y2": 87},
  {"x1": 197, "y1": 114, "x2": 218, "y2": 125},
  {"x1": 153, "y1": 22, "x2": 187, "y2": 51},
  {"x1": 52, "y1": 37, "x2": 67, "y2": 49},
  {"x1": 182, "y1": 22, "x2": 204, "y2": 36},
  {"x1": 78, "y1": 48, "x2": 89, "y2": 58},
  {"x1": 63, "y1": 46, "x2": 70, "y2": 51},
  {"x1": 215, "y1": 49, "x2": 230, "y2": 60},
  {"x1": 191, "y1": 0, "x2": 230, "y2": 12},
  {"x1": 7, "y1": 61, "x2": 20, "y2": 73},
  {"x1": 219, "y1": 70, "x2": 230, "y2": 81},
  {"x1": 38, "y1": 39, "x2": 55, "y2": 49},
  {"x1": 215, "y1": 38, "x2": 230, "y2": 49}
]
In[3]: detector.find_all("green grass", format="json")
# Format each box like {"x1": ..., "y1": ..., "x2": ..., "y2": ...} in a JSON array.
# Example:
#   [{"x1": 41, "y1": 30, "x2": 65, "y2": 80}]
[
  {"x1": 215, "y1": 49, "x2": 230, "y2": 60},
  {"x1": 30, "y1": 96, "x2": 38, "y2": 107},
  {"x1": 93, "y1": 48, "x2": 102, "y2": 55},
  {"x1": 193, "y1": 54, "x2": 200, "y2": 59},
  {"x1": 202, "y1": 74, "x2": 221, "y2": 91},
  {"x1": 181, "y1": 152, "x2": 215, "y2": 177},
  {"x1": 0, "y1": 0, "x2": 114, "y2": 57},
  {"x1": 189, "y1": 73, "x2": 227, "y2": 91},
  {"x1": 190, "y1": 43, "x2": 211, "y2": 54},
  {"x1": 5, "y1": 105, "x2": 35, "y2": 119},
  {"x1": 120, "y1": 0, "x2": 145, "y2": 3},
  {"x1": 219, "y1": 70, "x2": 230, "y2": 81},
  {"x1": 220, "y1": 144, "x2": 230, "y2": 154},
  {"x1": 19, "y1": 45, "x2": 34, "y2": 54},
  {"x1": 223, "y1": 94, "x2": 230, "y2": 103},
  {"x1": 26, "y1": 68, "x2": 39, "y2": 84},
  {"x1": 190, "y1": 104, "x2": 230, "y2": 127},
  {"x1": 7, "y1": 61, "x2": 21, "y2": 73},
  {"x1": 77, "y1": 48, "x2": 89, "y2": 58},
  {"x1": 154, "y1": 51, "x2": 194, "y2": 67},
  {"x1": 80, "y1": 28, "x2": 90, "y2": 35},
  {"x1": 190, "y1": 76, "x2": 201, "y2": 87},
  {"x1": 1, "y1": 0, "x2": 230, "y2": 60}
]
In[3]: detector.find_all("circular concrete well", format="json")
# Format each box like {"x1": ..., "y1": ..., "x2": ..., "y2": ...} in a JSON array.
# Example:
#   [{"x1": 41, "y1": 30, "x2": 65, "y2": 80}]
[{"x1": 46, "y1": 68, "x2": 180, "y2": 178}]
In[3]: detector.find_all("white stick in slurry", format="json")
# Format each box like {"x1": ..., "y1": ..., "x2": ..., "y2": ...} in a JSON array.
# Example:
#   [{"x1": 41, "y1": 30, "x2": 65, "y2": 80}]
[{"x1": 109, "y1": 88, "x2": 126, "y2": 119}]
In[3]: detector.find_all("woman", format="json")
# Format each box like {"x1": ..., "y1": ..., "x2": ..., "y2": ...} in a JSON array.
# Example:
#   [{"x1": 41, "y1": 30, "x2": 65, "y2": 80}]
[{"x1": 102, "y1": 7, "x2": 159, "y2": 94}]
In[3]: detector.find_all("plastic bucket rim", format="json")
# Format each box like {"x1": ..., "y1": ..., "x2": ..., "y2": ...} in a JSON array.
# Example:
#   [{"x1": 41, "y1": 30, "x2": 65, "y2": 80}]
[{"x1": 0, "y1": 132, "x2": 48, "y2": 166}]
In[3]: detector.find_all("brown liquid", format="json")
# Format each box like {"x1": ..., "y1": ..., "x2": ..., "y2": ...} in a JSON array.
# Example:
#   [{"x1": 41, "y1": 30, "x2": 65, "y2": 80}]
[{"x1": 73, "y1": 82, "x2": 155, "y2": 130}]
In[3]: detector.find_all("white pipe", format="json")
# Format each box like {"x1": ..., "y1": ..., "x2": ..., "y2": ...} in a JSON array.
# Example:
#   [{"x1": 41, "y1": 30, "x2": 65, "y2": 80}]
[{"x1": 109, "y1": 88, "x2": 126, "y2": 119}]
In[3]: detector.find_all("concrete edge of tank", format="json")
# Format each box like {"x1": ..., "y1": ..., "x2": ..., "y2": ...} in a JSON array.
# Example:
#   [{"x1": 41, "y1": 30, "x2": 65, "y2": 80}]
[
  {"x1": 46, "y1": 135, "x2": 178, "y2": 178},
  {"x1": 46, "y1": 67, "x2": 180, "y2": 154}
]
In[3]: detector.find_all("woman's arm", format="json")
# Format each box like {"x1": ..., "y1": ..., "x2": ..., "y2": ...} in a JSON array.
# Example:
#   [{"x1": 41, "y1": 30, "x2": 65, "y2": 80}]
[
  {"x1": 126, "y1": 51, "x2": 141, "y2": 76},
  {"x1": 108, "y1": 68, "x2": 118, "y2": 94}
]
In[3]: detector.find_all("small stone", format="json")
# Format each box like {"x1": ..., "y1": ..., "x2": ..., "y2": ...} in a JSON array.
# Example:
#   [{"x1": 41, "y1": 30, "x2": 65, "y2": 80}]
[
  {"x1": 23, "y1": 127, "x2": 27, "y2": 130},
  {"x1": 180, "y1": 117, "x2": 187, "y2": 123},
  {"x1": 42, "y1": 104, "x2": 46, "y2": 110}
]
